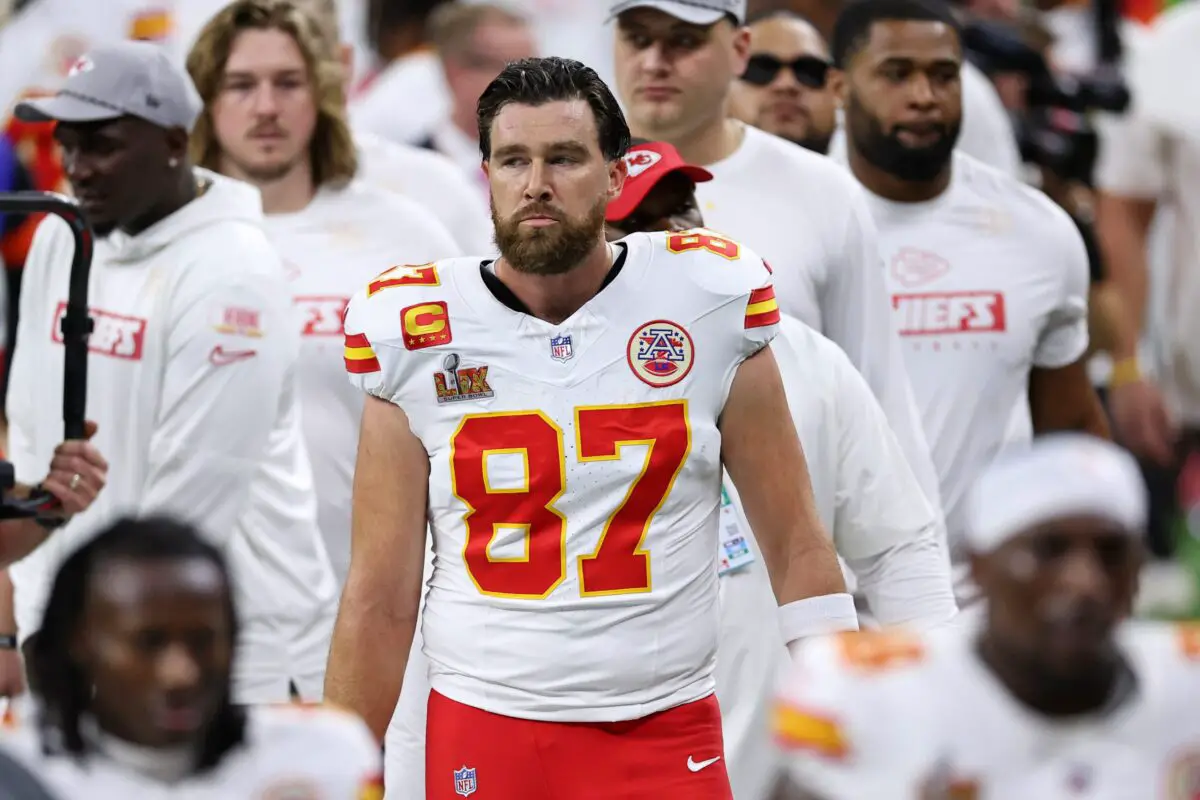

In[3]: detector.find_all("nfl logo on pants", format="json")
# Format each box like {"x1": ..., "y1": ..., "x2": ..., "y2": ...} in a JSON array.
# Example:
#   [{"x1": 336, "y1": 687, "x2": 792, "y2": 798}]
[{"x1": 454, "y1": 766, "x2": 477, "y2": 797}]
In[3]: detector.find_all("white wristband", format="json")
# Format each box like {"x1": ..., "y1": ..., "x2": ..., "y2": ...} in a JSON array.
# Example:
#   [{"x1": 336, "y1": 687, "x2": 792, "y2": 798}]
[{"x1": 778, "y1": 593, "x2": 859, "y2": 654}]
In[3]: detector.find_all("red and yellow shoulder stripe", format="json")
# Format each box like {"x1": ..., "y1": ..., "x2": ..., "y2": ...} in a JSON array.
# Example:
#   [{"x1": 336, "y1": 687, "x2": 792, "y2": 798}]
[
  {"x1": 745, "y1": 285, "x2": 781, "y2": 330},
  {"x1": 344, "y1": 332, "x2": 380, "y2": 374},
  {"x1": 773, "y1": 702, "x2": 849, "y2": 760},
  {"x1": 359, "y1": 772, "x2": 385, "y2": 800}
]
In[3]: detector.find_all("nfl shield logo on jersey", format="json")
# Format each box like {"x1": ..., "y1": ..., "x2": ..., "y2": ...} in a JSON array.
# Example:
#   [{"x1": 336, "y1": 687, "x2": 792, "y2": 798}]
[
  {"x1": 453, "y1": 765, "x2": 477, "y2": 797},
  {"x1": 550, "y1": 334, "x2": 574, "y2": 362}
]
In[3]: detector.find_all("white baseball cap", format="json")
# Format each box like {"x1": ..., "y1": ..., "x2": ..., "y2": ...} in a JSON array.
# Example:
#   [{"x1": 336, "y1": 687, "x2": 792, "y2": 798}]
[{"x1": 608, "y1": 0, "x2": 747, "y2": 26}]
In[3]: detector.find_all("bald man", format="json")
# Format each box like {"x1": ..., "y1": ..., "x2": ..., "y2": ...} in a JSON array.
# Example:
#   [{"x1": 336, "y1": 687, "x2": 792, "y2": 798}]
[{"x1": 733, "y1": 10, "x2": 841, "y2": 153}]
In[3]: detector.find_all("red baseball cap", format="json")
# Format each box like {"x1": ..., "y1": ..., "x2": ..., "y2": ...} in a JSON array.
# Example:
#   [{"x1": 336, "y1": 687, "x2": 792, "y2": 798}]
[{"x1": 606, "y1": 141, "x2": 714, "y2": 223}]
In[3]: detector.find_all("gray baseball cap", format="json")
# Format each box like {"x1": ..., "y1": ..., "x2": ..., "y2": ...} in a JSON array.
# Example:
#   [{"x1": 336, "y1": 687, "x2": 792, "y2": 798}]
[
  {"x1": 14, "y1": 41, "x2": 202, "y2": 131},
  {"x1": 608, "y1": 0, "x2": 747, "y2": 25}
]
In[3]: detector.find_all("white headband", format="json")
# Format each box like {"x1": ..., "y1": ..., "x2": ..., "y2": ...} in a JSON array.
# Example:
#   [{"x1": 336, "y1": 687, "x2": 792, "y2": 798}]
[{"x1": 965, "y1": 434, "x2": 1147, "y2": 552}]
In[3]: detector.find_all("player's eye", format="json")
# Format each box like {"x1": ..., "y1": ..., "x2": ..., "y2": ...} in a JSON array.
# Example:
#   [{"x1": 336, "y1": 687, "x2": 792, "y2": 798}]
[
  {"x1": 134, "y1": 629, "x2": 169, "y2": 652},
  {"x1": 930, "y1": 66, "x2": 960, "y2": 85},
  {"x1": 622, "y1": 31, "x2": 652, "y2": 49},
  {"x1": 1030, "y1": 535, "x2": 1070, "y2": 562}
]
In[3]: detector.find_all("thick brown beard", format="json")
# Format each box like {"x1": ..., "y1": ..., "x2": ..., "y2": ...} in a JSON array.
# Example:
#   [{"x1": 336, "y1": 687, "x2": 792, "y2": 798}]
[{"x1": 492, "y1": 195, "x2": 609, "y2": 276}]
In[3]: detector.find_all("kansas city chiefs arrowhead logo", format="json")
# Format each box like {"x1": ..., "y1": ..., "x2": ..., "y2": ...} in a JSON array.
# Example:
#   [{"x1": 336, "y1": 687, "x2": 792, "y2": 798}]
[{"x1": 624, "y1": 150, "x2": 662, "y2": 178}]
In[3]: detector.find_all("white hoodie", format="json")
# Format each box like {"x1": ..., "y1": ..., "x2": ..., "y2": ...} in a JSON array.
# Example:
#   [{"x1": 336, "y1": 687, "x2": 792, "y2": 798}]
[{"x1": 6, "y1": 170, "x2": 337, "y2": 703}]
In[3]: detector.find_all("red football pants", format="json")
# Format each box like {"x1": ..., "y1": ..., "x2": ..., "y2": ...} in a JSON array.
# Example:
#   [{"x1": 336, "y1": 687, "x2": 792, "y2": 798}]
[{"x1": 425, "y1": 690, "x2": 733, "y2": 800}]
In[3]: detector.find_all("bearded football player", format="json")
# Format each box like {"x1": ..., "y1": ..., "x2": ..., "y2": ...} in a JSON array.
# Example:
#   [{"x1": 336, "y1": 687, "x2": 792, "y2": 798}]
[{"x1": 326, "y1": 56, "x2": 858, "y2": 800}]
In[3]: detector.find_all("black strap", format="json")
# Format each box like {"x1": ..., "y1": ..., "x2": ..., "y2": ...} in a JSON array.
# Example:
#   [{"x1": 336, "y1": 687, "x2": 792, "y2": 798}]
[{"x1": 0, "y1": 747, "x2": 62, "y2": 800}]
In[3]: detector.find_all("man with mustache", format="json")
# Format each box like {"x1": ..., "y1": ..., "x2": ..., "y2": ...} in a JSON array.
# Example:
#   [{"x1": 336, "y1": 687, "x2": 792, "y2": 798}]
[
  {"x1": 731, "y1": 10, "x2": 841, "y2": 154},
  {"x1": 325, "y1": 56, "x2": 858, "y2": 800},
  {"x1": 773, "y1": 435, "x2": 1200, "y2": 799},
  {"x1": 188, "y1": 0, "x2": 460, "y2": 591},
  {"x1": 835, "y1": 0, "x2": 1108, "y2": 600},
  {"x1": 374, "y1": 139, "x2": 956, "y2": 800}
]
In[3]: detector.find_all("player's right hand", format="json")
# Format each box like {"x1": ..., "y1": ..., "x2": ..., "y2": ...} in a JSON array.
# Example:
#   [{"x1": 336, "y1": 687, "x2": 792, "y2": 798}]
[{"x1": 41, "y1": 421, "x2": 107, "y2": 516}]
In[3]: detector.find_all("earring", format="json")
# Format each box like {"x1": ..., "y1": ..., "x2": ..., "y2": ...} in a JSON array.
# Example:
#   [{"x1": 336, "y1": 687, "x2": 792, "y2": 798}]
[{"x1": 168, "y1": 157, "x2": 179, "y2": 168}]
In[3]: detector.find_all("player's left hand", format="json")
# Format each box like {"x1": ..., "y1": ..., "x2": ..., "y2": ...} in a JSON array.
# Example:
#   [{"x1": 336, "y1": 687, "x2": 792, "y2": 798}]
[
  {"x1": 1109, "y1": 380, "x2": 1177, "y2": 467},
  {"x1": 41, "y1": 421, "x2": 107, "y2": 515}
]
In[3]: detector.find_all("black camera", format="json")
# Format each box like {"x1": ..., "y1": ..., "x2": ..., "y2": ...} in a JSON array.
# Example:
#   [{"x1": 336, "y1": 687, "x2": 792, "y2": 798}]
[{"x1": 962, "y1": 19, "x2": 1130, "y2": 184}]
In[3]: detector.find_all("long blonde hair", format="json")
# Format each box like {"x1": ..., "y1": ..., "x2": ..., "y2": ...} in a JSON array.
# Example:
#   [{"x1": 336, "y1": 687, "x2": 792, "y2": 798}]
[{"x1": 186, "y1": 0, "x2": 358, "y2": 187}]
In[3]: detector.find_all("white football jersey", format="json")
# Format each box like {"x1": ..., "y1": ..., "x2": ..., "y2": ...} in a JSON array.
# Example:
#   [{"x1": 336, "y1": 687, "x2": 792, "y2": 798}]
[
  {"x1": 1, "y1": 705, "x2": 382, "y2": 799},
  {"x1": 343, "y1": 229, "x2": 779, "y2": 722},
  {"x1": 775, "y1": 623, "x2": 1200, "y2": 798},
  {"x1": 264, "y1": 181, "x2": 460, "y2": 584},
  {"x1": 867, "y1": 152, "x2": 1090, "y2": 562}
]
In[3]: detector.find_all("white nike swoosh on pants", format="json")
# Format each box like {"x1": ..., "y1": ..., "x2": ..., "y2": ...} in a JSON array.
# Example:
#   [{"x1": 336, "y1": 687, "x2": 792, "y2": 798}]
[{"x1": 687, "y1": 756, "x2": 722, "y2": 772}]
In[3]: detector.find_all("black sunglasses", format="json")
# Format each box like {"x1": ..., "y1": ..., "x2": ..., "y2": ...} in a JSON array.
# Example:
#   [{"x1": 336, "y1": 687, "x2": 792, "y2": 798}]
[{"x1": 741, "y1": 54, "x2": 831, "y2": 89}]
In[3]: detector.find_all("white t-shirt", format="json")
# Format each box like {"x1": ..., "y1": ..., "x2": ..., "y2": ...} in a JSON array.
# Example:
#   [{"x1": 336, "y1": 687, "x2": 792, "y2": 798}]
[
  {"x1": 345, "y1": 231, "x2": 777, "y2": 722},
  {"x1": 6, "y1": 171, "x2": 337, "y2": 703},
  {"x1": 380, "y1": 314, "x2": 956, "y2": 799},
  {"x1": 355, "y1": 130, "x2": 495, "y2": 255},
  {"x1": 425, "y1": 122, "x2": 492, "y2": 208},
  {"x1": 263, "y1": 181, "x2": 460, "y2": 584},
  {"x1": 1093, "y1": 5, "x2": 1200, "y2": 426},
  {"x1": 865, "y1": 152, "x2": 1090, "y2": 561},
  {"x1": 697, "y1": 125, "x2": 944, "y2": 535},
  {"x1": 350, "y1": 51, "x2": 449, "y2": 145},
  {"x1": 2, "y1": 705, "x2": 381, "y2": 799},
  {"x1": 775, "y1": 623, "x2": 1200, "y2": 798},
  {"x1": 828, "y1": 61, "x2": 1022, "y2": 179}
]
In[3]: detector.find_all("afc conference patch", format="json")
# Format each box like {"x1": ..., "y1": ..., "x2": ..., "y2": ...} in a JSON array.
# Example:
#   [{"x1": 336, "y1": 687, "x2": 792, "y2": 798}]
[
  {"x1": 453, "y1": 765, "x2": 477, "y2": 797},
  {"x1": 627, "y1": 319, "x2": 694, "y2": 388}
]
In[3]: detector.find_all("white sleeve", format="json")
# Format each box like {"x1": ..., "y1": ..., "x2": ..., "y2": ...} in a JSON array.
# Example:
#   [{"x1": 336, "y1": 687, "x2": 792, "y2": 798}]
[
  {"x1": 136, "y1": 252, "x2": 298, "y2": 546},
  {"x1": 1094, "y1": 107, "x2": 1167, "y2": 200},
  {"x1": 829, "y1": 355, "x2": 957, "y2": 629},
  {"x1": 820, "y1": 189, "x2": 947, "y2": 536},
  {"x1": 957, "y1": 62, "x2": 1023, "y2": 178},
  {"x1": 1033, "y1": 211, "x2": 1091, "y2": 369}
]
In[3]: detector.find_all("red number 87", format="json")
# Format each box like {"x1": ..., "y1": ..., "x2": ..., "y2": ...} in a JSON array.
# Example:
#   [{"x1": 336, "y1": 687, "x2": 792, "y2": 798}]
[{"x1": 449, "y1": 400, "x2": 692, "y2": 599}]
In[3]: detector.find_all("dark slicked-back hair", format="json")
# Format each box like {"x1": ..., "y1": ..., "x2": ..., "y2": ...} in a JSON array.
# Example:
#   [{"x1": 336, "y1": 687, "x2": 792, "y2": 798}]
[
  {"x1": 831, "y1": 0, "x2": 960, "y2": 67},
  {"x1": 476, "y1": 56, "x2": 632, "y2": 162},
  {"x1": 32, "y1": 515, "x2": 245, "y2": 768}
]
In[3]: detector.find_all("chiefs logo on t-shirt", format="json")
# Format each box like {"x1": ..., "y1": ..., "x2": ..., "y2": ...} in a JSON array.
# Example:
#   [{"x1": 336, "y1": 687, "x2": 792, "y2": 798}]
[
  {"x1": 891, "y1": 291, "x2": 1006, "y2": 336},
  {"x1": 890, "y1": 246, "x2": 951, "y2": 289}
]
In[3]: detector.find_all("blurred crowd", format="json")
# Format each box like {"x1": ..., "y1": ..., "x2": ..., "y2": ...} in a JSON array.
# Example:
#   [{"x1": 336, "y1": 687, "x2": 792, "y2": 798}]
[{"x1": 0, "y1": 0, "x2": 1196, "y2": 798}]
